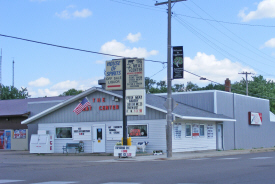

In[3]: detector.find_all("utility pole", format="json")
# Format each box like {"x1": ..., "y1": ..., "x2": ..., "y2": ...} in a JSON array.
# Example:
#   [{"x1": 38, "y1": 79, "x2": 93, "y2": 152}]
[
  {"x1": 155, "y1": 0, "x2": 186, "y2": 158},
  {"x1": 238, "y1": 72, "x2": 253, "y2": 96}
]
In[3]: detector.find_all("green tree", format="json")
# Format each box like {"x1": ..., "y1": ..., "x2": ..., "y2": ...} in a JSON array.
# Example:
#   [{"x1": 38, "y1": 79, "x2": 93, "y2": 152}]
[
  {"x1": 0, "y1": 84, "x2": 29, "y2": 100},
  {"x1": 60, "y1": 88, "x2": 83, "y2": 96},
  {"x1": 185, "y1": 81, "x2": 199, "y2": 91}
]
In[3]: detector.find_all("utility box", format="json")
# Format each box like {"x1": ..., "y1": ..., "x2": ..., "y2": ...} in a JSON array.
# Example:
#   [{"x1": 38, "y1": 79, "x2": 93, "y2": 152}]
[{"x1": 30, "y1": 134, "x2": 54, "y2": 153}]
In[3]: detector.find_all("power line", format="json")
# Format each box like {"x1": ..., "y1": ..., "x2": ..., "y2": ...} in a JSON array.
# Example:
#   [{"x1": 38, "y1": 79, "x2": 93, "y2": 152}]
[
  {"x1": 175, "y1": 13, "x2": 275, "y2": 28},
  {"x1": 173, "y1": 16, "x2": 275, "y2": 77},
  {"x1": 0, "y1": 34, "x2": 166, "y2": 64},
  {"x1": 185, "y1": 1, "x2": 275, "y2": 63}
]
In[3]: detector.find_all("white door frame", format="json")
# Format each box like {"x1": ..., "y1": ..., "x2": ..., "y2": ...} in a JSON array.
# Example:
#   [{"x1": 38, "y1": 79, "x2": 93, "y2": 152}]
[
  {"x1": 92, "y1": 124, "x2": 106, "y2": 153},
  {"x1": 217, "y1": 123, "x2": 223, "y2": 150}
]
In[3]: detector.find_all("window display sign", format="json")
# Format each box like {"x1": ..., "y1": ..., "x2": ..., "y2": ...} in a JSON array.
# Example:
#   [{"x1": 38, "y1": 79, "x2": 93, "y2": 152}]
[
  {"x1": 107, "y1": 125, "x2": 122, "y2": 140},
  {"x1": 174, "y1": 123, "x2": 182, "y2": 139},
  {"x1": 249, "y1": 112, "x2": 262, "y2": 125},
  {"x1": 13, "y1": 129, "x2": 26, "y2": 139},
  {"x1": 105, "y1": 59, "x2": 123, "y2": 90},
  {"x1": 126, "y1": 89, "x2": 146, "y2": 116},
  {"x1": 128, "y1": 125, "x2": 148, "y2": 137},
  {"x1": 192, "y1": 124, "x2": 199, "y2": 138},
  {"x1": 56, "y1": 127, "x2": 72, "y2": 139},
  {"x1": 0, "y1": 130, "x2": 4, "y2": 149},
  {"x1": 126, "y1": 58, "x2": 145, "y2": 89},
  {"x1": 173, "y1": 46, "x2": 184, "y2": 79},
  {"x1": 207, "y1": 124, "x2": 214, "y2": 138}
]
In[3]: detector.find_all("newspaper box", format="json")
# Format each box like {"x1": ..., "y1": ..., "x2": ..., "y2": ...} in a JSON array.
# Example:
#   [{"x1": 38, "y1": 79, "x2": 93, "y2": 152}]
[{"x1": 114, "y1": 145, "x2": 136, "y2": 158}]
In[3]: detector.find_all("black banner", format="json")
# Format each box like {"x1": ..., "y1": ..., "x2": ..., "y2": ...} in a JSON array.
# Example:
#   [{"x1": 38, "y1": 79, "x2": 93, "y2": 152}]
[{"x1": 173, "y1": 46, "x2": 184, "y2": 79}]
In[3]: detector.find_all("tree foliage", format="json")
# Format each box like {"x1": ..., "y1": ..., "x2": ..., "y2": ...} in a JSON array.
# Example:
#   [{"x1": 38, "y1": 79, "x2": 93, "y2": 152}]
[
  {"x1": 0, "y1": 84, "x2": 29, "y2": 100},
  {"x1": 60, "y1": 88, "x2": 83, "y2": 96}
]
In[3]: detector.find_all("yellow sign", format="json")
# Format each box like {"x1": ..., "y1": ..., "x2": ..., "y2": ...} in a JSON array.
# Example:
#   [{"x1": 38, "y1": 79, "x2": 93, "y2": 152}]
[{"x1": 98, "y1": 140, "x2": 101, "y2": 143}]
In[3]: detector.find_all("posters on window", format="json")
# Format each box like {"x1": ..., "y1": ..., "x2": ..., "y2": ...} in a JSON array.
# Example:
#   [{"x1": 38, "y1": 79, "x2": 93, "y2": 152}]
[
  {"x1": 13, "y1": 129, "x2": 26, "y2": 139},
  {"x1": 4, "y1": 130, "x2": 11, "y2": 149},
  {"x1": 128, "y1": 125, "x2": 148, "y2": 137},
  {"x1": 0, "y1": 130, "x2": 4, "y2": 149},
  {"x1": 207, "y1": 124, "x2": 214, "y2": 138},
  {"x1": 174, "y1": 123, "x2": 182, "y2": 139},
  {"x1": 192, "y1": 124, "x2": 199, "y2": 138}
]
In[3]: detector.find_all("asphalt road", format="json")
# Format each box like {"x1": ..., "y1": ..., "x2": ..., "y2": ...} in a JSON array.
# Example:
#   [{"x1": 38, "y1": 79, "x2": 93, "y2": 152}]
[{"x1": 1, "y1": 151, "x2": 275, "y2": 184}]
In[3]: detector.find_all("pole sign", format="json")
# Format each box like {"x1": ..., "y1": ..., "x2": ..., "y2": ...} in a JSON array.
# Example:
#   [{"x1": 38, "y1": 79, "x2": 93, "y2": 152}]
[
  {"x1": 126, "y1": 58, "x2": 145, "y2": 89},
  {"x1": 105, "y1": 59, "x2": 123, "y2": 90},
  {"x1": 126, "y1": 89, "x2": 146, "y2": 116},
  {"x1": 173, "y1": 46, "x2": 184, "y2": 79}
]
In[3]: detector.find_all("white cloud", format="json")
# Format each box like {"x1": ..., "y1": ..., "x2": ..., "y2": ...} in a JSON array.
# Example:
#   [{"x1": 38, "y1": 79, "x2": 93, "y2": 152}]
[
  {"x1": 51, "y1": 80, "x2": 78, "y2": 90},
  {"x1": 126, "y1": 33, "x2": 141, "y2": 43},
  {"x1": 28, "y1": 77, "x2": 50, "y2": 87},
  {"x1": 73, "y1": 9, "x2": 92, "y2": 18},
  {"x1": 238, "y1": 0, "x2": 275, "y2": 22},
  {"x1": 28, "y1": 76, "x2": 104, "y2": 98},
  {"x1": 55, "y1": 10, "x2": 70, "y2": 19},
  {"x1": 95, "y1": 60, "x2": 105, "y2": 64},
  {"x1": 100, "y1": 40, "x2": 158, "y2": 58},
  {"x1": 263, "y1": 38, "x2": 275, "y2": 48},
  {"x1": 172, "y1": 52, "x2": 256, "y2": 86},
  {"x1": 56, "y1": 8, "x2": 92, "y2": 19}
]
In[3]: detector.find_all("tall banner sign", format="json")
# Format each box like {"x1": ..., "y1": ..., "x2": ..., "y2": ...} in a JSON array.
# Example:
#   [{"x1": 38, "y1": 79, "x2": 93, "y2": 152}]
[
  {"x1": 173, "y1": 46, "x2": 184, "y2": 79},
  {"x1": 105, "y1": 59, "x2": 123, "y2": 90}
]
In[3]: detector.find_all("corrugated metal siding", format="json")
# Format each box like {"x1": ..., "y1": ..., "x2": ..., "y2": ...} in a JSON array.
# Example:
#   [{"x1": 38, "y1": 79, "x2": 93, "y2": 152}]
[
  {"x1": 38, "y1": 119, "x2": 166, "y2": 153},
  {"x1": 234, "y1": 94, "x2": 274, "y2": 149},
  {"x1": 222, "y1": 121, "x2": 235, "y2": 150},
  {"x1": 28, "y1": 102, "x2": 65, "y2": 118},
  {"x1": 172, "y1": 92, "x2": 215, "y2": 113},
  {"x1": 31, "y1": 91, "x2": 166, "y2": 124},
  {"x1": 216, "y1": 91, "x2": 234, "y2": 118},
  {"x1": 172, "y1": 120, "x2": 216, "y2": 152}
]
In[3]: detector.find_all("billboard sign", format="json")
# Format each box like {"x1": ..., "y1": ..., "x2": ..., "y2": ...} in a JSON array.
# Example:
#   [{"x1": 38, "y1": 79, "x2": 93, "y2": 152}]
[
  {"x1": 173, "y1": 46, "x2": 184, "y2": 79},
  {"x1": 126, "y1": 89, "x2": 146, "y2": 116},
  {"x1": 126, "y1": 58, "x2": 145, "y2": 89},
  {"x1": 105, "y1": 59, "x2": 123, "y2": 90}
]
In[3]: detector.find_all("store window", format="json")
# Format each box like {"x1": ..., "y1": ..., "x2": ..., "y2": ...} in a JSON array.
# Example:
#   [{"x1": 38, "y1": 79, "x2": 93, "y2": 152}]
[
  {"x1": 128, "y1": 125, "x2": 148, "y2": 137},
  {"x1": 56, "y1": 127, "x2": 72, "y2": 138},
  {"x1": 200, "y1": 124, "x2": 205, "y2": 137},
  {"x1": 185, "y1": 124, "x2": 191, "y2": 137}
]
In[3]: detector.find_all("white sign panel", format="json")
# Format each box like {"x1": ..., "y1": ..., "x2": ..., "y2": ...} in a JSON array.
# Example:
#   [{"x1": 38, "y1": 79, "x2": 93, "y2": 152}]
[
  {"x1": 126, "y1": 58, "x2": 145, "y2": 89},
  {"x1": 126, "y1": 89, "x2": 146, "y2": 116},
  {"x1": 192, "y1": 123, "x2": 199, "y2": 138},
  {"x1": 174, "y1": 123, "x2": 182, "y2": 139},
  {"x1": 207, "y1": 124, "x2": 214, "y2": 139},
  {"x1": 114, "y1": 145, "x2": 137, "y2": 157},
  {"x1": 249, "y1": 112, "x2": 263, "y2": 125},
  {"x1": 73, "y1": 127, "x2": 92, "y2": 140},
  {"x1": 107, "y1": 125, "x2": 123, "y2": 140},
  {"x1": 105, "y1": 59, "x2": 123, "y2": 90}
]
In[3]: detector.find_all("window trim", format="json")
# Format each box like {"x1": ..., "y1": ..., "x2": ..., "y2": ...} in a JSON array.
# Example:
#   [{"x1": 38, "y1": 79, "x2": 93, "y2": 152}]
[
  {"x1": 127, "y1": 124, "x2": 149, "y2": 138},
  {"x1": 199, "y1": 124, "x2": 205, "y2": 137},
  {"x1": 185, "y1": 123, "x2": 192, "y2": 138},
  {"x1": 55, "y1": 126, "x2": 73, "y2": 139}
]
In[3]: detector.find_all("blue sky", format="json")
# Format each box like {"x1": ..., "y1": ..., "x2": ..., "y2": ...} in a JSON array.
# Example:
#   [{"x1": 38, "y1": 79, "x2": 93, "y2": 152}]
[{"x1": 0, "y1": 0, "x2": 275, "y2": 97}]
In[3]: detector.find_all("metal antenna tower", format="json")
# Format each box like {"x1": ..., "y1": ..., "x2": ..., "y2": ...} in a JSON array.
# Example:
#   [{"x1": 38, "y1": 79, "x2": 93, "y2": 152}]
[
  {"x1": 12, "y1": 59, "x2": 14, "y2": 87},
  {"x1": 0, "y1": 49, "x2": 2, "y2": 86}
]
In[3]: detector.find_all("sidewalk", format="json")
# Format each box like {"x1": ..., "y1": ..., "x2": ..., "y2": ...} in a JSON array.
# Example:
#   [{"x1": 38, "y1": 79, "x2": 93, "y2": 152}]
[{"x1": 1, "y1": 147, "x2": 275, "y2": 163}]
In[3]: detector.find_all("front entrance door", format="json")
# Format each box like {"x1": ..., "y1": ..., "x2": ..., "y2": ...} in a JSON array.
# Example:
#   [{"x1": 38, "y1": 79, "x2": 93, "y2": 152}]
[
  {"x1": 92, "y1": 125, "x2": 105, "y2": 153},
  {"x1": 217, "y1": 124, "x2": 223, "y2": 150}
]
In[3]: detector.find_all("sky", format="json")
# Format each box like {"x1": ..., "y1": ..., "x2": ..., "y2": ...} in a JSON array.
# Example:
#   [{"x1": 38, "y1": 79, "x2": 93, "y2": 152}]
[{"x1": 0, "y1": 0, "x2": 275, "y2": 98}]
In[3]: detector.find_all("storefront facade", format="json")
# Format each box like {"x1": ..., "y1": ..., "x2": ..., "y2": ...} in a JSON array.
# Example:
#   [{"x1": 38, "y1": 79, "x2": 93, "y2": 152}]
[{"x1": 22, "y1": 88, "x2": 242, "y2": 154}]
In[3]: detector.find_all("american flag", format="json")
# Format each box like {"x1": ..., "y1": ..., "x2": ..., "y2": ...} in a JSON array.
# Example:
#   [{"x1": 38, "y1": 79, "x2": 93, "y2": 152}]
[{"x1": 73, "y1": 97, "x2": 91, "y2": 115}]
